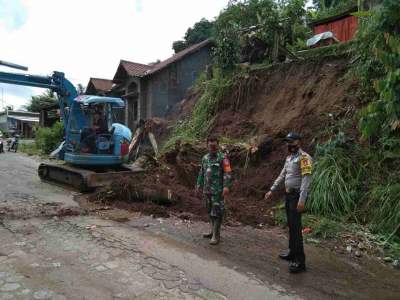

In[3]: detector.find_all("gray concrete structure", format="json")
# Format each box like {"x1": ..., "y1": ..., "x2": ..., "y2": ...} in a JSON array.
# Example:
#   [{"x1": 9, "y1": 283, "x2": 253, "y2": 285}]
[
  {"x1": 105, "y1": 40, "x2": 212, "y2": 131},
  {"x1": 0, "y1": 110, "x2": 39, "y2": 137}
]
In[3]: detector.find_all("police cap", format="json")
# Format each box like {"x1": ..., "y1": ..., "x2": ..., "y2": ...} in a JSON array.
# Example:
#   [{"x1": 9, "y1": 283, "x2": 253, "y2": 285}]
[{"x1": 284, "y1": 132, "x2": 302, "y2": 141}]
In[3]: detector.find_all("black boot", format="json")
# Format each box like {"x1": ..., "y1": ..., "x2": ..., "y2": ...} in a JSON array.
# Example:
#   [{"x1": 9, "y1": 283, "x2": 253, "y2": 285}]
[
  {"x1": 279, "y1": 249, "x2": 293, "y2": 261},
  {"x1": 203, "y1": 220, "x2": 213, "y2": 239},
  {"x1": 289, "y1": 261, "x2": 306, "y2": 273},
  {"x1": 210, "y1": 218, "x2": 221, "y2": 245}
]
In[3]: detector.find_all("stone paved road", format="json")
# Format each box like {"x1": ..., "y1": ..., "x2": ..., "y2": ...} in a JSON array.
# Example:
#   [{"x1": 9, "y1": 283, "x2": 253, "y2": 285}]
[{"x1": 0, "y1": 153, "x2": 294, "y2": 300}]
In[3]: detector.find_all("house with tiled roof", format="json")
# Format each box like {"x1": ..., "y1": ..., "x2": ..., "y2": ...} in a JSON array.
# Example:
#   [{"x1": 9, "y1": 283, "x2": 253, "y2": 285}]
[
  {"x1": 108, "y1": 39, "x2": 212, "y2": 130},
  {"x1": 85, "y1": 78, "x2": 113, "y2": 95}
]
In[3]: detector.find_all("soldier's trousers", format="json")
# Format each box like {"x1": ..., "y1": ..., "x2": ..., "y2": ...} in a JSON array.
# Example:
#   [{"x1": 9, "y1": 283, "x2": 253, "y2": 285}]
[
  {"x1": 204, "y1": 193, "x2": 225, "y2": 219},
  {"x1": 285, "y1": 192, "x2": 305, "y2": 265}
]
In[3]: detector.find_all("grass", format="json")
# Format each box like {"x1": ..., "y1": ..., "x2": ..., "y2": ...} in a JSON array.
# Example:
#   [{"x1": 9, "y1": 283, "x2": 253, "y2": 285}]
[
  {"x1": 274, "y1": 208, "x2": 344, "y2": 240},
  {"x1": 307, "y1": 134, "x2": 364, "y2": 221},
  {"x1": 274, "y1": 207, "x2": 400, "y2": 259},
  {"x1": 19, "y1": 142, "x2": 40, "y2": 156},
  {"x1": 162, "y1": 69, "x2": 235, "y2": 151}
]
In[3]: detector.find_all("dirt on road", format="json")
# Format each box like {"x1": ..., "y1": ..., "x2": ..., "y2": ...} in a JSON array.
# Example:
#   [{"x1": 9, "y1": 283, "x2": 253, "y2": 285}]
[{"x1": 2, "y1": 150, "x2": 399, "y2": 300}]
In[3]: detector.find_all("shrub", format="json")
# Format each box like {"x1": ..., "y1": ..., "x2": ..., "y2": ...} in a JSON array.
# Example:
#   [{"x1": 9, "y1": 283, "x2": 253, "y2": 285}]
[{"x1": 35, "y1": 122, "x2": 64, "y2": 155}]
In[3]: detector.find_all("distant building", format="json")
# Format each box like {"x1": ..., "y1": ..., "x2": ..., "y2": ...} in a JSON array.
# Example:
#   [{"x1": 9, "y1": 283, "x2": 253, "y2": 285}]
[
  {"x1": 107, "y1": 39, "x2": 212, "y2": 130},
  {"x1": 0, "y1": 110, "x2": 39, "y2": 138},
  {"x1": 308, "y1": 6, "x2": 359, "y2": 45},
  {"x1": 85, "y1": 78, "x2": 113, "y2": 96}
]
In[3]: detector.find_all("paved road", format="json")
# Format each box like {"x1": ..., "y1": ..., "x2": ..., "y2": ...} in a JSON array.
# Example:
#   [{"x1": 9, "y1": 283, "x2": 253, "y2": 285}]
[
  {"x1": 0, "y1": 153, "x2": 294, "y2": 300},
  {"x1": 0, "y1": 153, "x2": 399, "y2": 300}
]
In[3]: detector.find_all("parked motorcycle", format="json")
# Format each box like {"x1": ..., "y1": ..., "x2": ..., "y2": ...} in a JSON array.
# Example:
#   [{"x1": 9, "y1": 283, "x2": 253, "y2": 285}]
[
  {"x1": 0, "y1": 136, "x2": 4, "y2": 153},
  {"x1": 7, "y1": 135, "x2": 19, "y2": 152}
]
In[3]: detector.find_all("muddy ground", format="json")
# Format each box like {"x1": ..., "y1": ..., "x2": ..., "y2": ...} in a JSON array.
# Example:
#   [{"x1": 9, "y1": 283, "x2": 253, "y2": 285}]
[{"x1": 2, "y1": 150, "x2": 400, "y2": 299}]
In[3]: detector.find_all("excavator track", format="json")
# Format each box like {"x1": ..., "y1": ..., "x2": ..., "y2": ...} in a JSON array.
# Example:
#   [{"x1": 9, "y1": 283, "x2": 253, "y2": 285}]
[{"x1": 38, "y1": 162, "x2": 143, "y2": 192}]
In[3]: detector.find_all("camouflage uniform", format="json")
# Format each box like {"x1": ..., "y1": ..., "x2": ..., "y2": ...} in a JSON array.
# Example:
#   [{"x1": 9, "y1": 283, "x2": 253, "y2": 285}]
[{"x1": 196, "y1": 152, "x2": 232, "y2": 219}]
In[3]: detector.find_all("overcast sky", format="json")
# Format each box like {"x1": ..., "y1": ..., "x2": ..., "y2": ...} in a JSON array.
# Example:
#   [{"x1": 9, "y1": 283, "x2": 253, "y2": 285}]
[{"x1": 0, "y1": 0, "x2": 228, "y2": 110}]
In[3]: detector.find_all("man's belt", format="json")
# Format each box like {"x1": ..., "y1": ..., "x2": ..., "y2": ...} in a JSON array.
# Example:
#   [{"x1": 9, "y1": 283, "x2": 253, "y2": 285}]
[{"x1": 285, "y1": 188, "x2": 300, "y2": 194}]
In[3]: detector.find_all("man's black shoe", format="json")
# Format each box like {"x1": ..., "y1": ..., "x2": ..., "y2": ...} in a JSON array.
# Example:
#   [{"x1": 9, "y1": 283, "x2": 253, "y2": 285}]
[
  {"x1": 289, "y1": 261, "x2": 306, "y2": 273},
  {"x1": 203, "y1": 233, "x2": 213, "y2": 239},
  {"x1": 278, "y1": 250, "x2": 293, "y2": 261}
]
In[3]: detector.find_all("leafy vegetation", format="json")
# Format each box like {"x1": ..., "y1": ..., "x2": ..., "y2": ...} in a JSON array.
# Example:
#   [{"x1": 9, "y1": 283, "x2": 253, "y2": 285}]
[
  {"x1": 304, "y1": 0, "x2": 400, "y2": 244},
  {"x1": 310, "y1": 0, "x2": 358, "y2": 21},
  {"x1": 25, "y1": 90, "x2": 57, "y2": 112},
  {"x1": 357, "y1": 0, "x2": 400, "y2": 141},
  {"x1": 172, "y1": 18, "x2": 214, "y2": 53},
  {"x1": 34, "y1": 121, "x2": 64, "y2": 155},
  {"x1": 212, "y1": 0, "x2": 309, "y2": 71},
  {"x1": 308, "y1": 133, "x2": 365, "y2": 220},
  {"x1": 163, "y1": 69, "x2": 234, "y2": 149}
]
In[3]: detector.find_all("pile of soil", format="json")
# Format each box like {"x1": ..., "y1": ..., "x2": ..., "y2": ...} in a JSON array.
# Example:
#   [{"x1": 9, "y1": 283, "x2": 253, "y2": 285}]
[{"x1": 91, "y1": 56, "x2": 360, "y2": 227}]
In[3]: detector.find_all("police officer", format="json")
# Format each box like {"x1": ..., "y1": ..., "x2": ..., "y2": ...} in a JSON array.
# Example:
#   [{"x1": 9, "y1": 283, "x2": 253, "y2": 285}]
[
  {"x1": 196, "y1": 135, "x2": 232, "y2": 245},
  {"x1": 264, "y1": 132, "x2": 312, "y2": 273}
]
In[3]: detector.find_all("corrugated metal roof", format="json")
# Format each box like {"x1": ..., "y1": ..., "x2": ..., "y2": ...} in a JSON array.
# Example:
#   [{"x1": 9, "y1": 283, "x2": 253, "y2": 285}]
[{"x1": 8, "y1": 116, "x2": 39, "y2": 123}]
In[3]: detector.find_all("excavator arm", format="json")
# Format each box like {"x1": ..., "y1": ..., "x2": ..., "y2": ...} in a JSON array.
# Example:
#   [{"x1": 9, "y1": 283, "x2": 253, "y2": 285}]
[{"x1": 0, "y1": 70, "x2": 78, "y2": 127}]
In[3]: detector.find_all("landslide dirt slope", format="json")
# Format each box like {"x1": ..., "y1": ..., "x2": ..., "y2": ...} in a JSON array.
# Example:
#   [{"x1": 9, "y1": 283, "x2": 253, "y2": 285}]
[
  {"x1": 98, "y1": 55, "x2": 360, "y2": 227},
  {"x1": 213, "y1": 56, "x2": 358, "y2": 141}
]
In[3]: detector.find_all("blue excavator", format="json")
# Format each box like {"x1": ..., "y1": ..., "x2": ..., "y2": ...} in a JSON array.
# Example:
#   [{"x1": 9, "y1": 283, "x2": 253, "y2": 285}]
[{"x1": 0, "y1": 60, "x2": 136, "y2": 191}]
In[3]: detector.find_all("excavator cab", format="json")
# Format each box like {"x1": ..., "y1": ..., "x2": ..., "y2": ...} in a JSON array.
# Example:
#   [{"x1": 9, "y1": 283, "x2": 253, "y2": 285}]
[{"x1": 63, "y1": 95, "x2": 132, "y2": 166}]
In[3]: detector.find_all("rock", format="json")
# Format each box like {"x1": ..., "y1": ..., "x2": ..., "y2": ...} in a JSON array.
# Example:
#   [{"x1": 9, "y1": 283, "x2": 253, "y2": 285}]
[
  {"x1": 355, "y1": 251, "x2": 362, "y2": 258},
  {"x1": 18, "y1": 289, "x2": 31, "y2": 296},
  {"x1": 33, "y1": 289, "x2": 54, "y2": 300},
  {"x1": 95, "y1": 265, "x2": 108, "y2": 272},
  {"x1": 104, "y1": 261, "x2": 119, "y2": 270},
  {"x1": 0, "y1": 283, "x2": 21, "y2": 292},
  {"x1": 392, "y1": 260, "x2": 399, "y2": 269},
  {"x1": 383, "y1": 257, "x2": 393, "y2": 263},
  {"x1": 0, "y1": 293, "x2": 14, "y2": 300},
  {"x1": 346, "y1": 246, "x2": 352, "y2": 253}
]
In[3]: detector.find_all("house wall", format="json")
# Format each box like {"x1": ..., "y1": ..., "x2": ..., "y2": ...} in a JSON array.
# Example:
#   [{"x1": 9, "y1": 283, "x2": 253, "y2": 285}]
[
  {"x1": 0, "y1": 114, "x2": 7, "y2": 132},
  {"x1": 314, "y1": 15, "x2": 358, "y2": 42},
  {"x1": 144, "y1": 46, "x2": 211, "y2": 118}
]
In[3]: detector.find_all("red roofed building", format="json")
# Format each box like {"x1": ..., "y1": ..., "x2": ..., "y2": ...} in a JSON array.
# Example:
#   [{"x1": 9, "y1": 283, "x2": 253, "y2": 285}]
[
  {"x1": 308, "y1": 7, "x2": 359, "y2": 46},
  {"x1": 85, "y1": 78, "x2": 113, "y2": 96},
  {"x1": 107, "y1": 39, "x2": 212, "y2": 130}
]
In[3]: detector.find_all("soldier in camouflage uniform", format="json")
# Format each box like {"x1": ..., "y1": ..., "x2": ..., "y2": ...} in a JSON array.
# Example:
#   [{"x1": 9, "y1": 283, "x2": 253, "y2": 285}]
[{"x1": 196, "y1": 136, "x2": 232, "y2": 245}]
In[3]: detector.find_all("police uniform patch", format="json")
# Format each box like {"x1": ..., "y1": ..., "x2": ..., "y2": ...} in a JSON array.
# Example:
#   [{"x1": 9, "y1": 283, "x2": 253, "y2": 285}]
[{"x1": 300, "y1": 155, "x2": 312, "y2": 176}]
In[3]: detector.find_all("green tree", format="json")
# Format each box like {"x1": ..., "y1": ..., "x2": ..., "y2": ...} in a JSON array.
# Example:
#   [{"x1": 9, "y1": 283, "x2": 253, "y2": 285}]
[
  {"x1": 172, "y1": 18, "x2": 214, "y2": 53},
  {"x1": 212, "y1": 0, "x2": 281, "y2": 71},
  {"x1": 184, "y1": 18, "x2": 214, "y2": 45},
  {"x1": 25, "y1": 90, "x2": 57, "y2": 112},
  {"x1": 172, "y1": 40, "x2": 188, "y2": 53},
  {"x1": 357, "y1": 0, "x2": 400, "y2": 139},
  {"x1": 280, "y1": 0, "x2": 309, "y2": 46}
]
